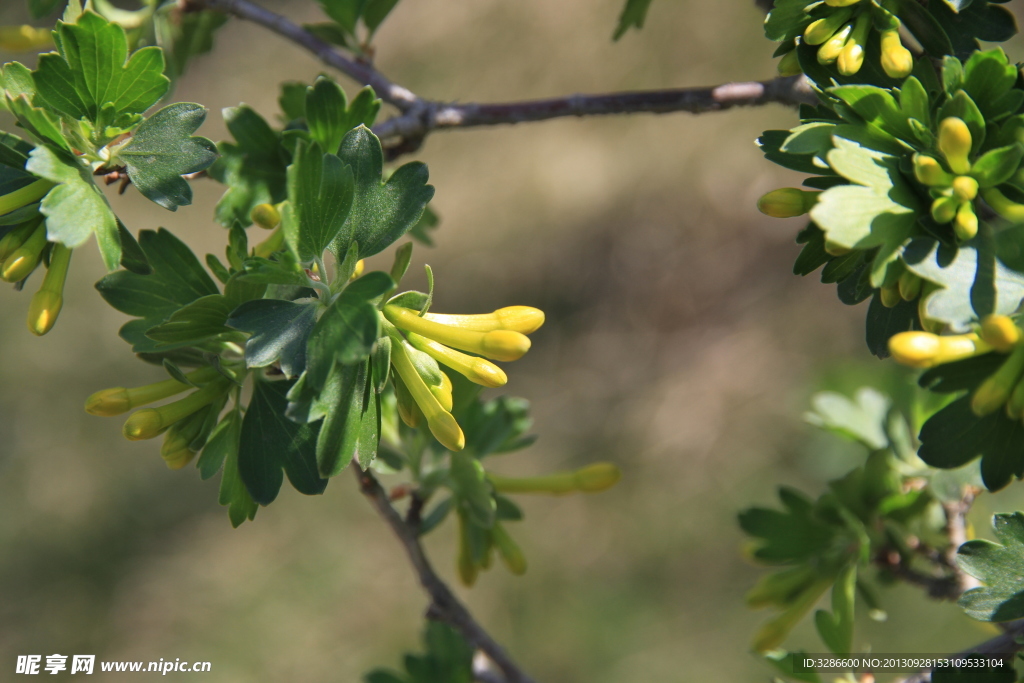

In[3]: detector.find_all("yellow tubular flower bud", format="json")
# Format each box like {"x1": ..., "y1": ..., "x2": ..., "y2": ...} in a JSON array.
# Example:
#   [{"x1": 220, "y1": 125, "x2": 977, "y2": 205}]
[
  {"x1": 1006, "y1": 375, "x2": 1024, "y2": 420},
  {"x1": 931, "y1": 196, "x2": 958, "y2": 225},
  {"x1": 351, "y1": 259, "x2": 365, "y2": 280},
  {"x1": 804, "y1": 8, "x2": 854, "y2": 45},
  {"x1": 385, "y1": 306, "x2": 531, "y2": 362},
  {"x1": 898, "y1": 271, "x2": 921, "y2": 301},
  {"x1": 824, "y1": 0, "x2": 861, "y2": 6},
  {"x1": 837, "y1": 12, "x2": 871, "y2": 75},
  {"x1": 817, "y1": 23, "x2": 853, "y2": 65},
  {"x1": 392, "y1": 373, "x2": 423, "y2": 428},
  {"x1": 972, "y1": 344, "x2": 1024, "y2": 416},
  {"x1": 913, "y1": 155, "x2": 954, "y2": 187},
  {"x1": 429, "y1": 371, "x2": 454, "y2": 412},
  {"x1": 889, "y1": 332, "x2": 940, "y2": 367},
  {"x1": 122, "y1": 377, "x2": 231, "y2": 441},
  {"x1": 0, "y1": 221, "x2": 38, "y2": 263},
  {"x1": 457, "y1": 512, "x2": 478, "y2": 587},
  {"x1": 880, "y1": 29, "x2": 913, "y2": 79},
  {"x1": 938, "y1": 117, "x2": 973, "y2": 175},
  {"x1": 0, "y1": 25, "x2": 53, "y2": 52},
  {"x1": 406, "y1": 332, "x2": 508, "y2": 388},
  {"x1": 423, "y1": 306, "x2": 546, "y2": 334},
  {"x1": 952, "y1": 176, "x2": 979, "y2": 202},
  {"x1": 981, "y1": 315, "x2": 1022, "y2": 353},
  {"x1": 85, "y1": 366, "x2": 222, "y2": 417},
  {"x1": 250, "y1": 203, "x2": 280, "y2": 230},
  {"x1": 0, "y1": 179, "x2": 53, "y2": 217},
  {"x1": 981, "y1": 187, "x2": 1024, "y2": 222},
  {"x1": 27, "y1": 243, "x2": 72, "y2": 336},
  {"x1": 954, "y1": 202, "x2": 978, "y2": 241},
  {"x1": 390, "y1": 339, "x2": 465, "y2": 450},
  {"x1": 757, "y1": 188, "x2": 819, "y2": 218},
  {"x1": 880, "y1": 284, "x2": 901, "y2": 308},
  {"x1": 252, "y1": 226, "x2": 284, "y2": 259},
  {"x1": 161, "y1": 446, "x2": 196, "y2": 470},
  {"x1": 491, "y1": 522, "x2": 527, "y2": 575},
  {"x1": 1, "y1": 223, "x2": 46, "y2": 282},
  {"x1": 777, "y1": 49, "x2": 802, "y2": 77},
  {"x1": 488, "y1": 463, "x2": 622, "y2": 495}
]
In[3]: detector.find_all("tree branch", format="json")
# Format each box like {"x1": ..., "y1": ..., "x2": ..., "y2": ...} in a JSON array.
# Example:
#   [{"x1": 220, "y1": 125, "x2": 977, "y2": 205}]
[
  {"x1": 181, "y1": 0, "x2": 420, "y2": 110},
  {"x1": 354, "y1": 467, "x2": 537, "y2": 683},
  {"x1": 181, "y1": 0, "x2": 814, "y2": 157},
  {"x1": 371, "y1": 77, "x2": 815, "y2": 153}
]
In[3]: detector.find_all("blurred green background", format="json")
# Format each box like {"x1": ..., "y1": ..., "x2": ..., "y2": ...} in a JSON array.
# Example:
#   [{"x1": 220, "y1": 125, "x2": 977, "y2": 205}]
[{"x1": 2, "y1": 1, "x2": 1024, "y2": 681}]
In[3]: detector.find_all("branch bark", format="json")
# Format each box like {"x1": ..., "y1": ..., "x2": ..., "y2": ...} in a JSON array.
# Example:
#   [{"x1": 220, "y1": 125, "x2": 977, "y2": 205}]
[
  {"x1": 354, "y1": 467, "x2": 537, "y2": 683},
  {"x1": 182, "y1": 0, "x2": 814, "y2": 156}
]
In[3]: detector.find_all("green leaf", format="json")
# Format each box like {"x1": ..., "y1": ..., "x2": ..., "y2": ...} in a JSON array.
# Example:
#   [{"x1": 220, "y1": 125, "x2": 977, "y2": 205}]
[
  {"x1": 898, "y1": 0, "x2": 953, "y2": 58},
  {"x1": 226, "y1": 299, "x2": 319, "y2": 378},
  {"x1": 32, "y1": 11, "x2": 168, "y2": 130},
  {"x1": 903, "y1": 238, "x2": 1024, "y2": 333},
  {"x1": 961, "y1": 48, "x2": 1022, "y2": 121},
  {"x1": 918, "y1": 396, "x2": 1024, "y2": 491},
  {"x1": 238, "y1": 378, "x2": 328, "y2": 505},
  {"x1": 919, "y1": 353, "x2": 1004, "y2": 393},
  {"x1": 970, "y1": 145, "x2": 1023, "y2": 189},
  {"x1": 6, "y1": 94, "x2": 69, "y2": 151},
  {"x1": 95, "y1": 228, "x2": 219, "y2": 347},
  {"x1": 26, "y1": 144, "x2": 121, "y2": 270},
  {"x1": 317, "y1": 0, "x2": 365, "y2": 33},
  {"x1": 199, "y1": 410, "x2": 239, "y2": 479},
  {"x1": 739, "y1": 487, "x2": 837, "y2": 563},
  {"x1": 813, "y1": 564, "x2": 855, "y2": 656},
  {"x1": 829, "y1": 86, "x2": 916, "y2": 144},
  {"x1": 334, "y1": 126, "x2": 434, "y2": 259},
  {"x1": 865, "y1": 292, "x2": 919, "y2": 359},
  {"x1": 215, "y1": 411, "x2": 259, "y2": 527},
  {"x1": 118, "y1": 102, "x2": 218, "y2": 211},
  {"x1": 764, "y1": 0, "x2": 812, "y2": 42},
  {"x1": 305, "y1": 77, "x2": 381, "y2": 154},
  {"x1": 363, "y1": 0, "x2": 400, "y2": 32},
  {"x1": 208, "y1": 105, "x2": 289, "y2": 227},
  {"x1": 314, "y1": 359, "x2": 379, "y2": 476},
  {"x1": 28, "y1": 0, "x2": 63, "y2": 19},
  {"x1": 759, "y1": 130, "x2": 829, "y2": 175},
  {"x1": 958, "y1": 513, "x2": 1024, "y2": 621},
  {"x1": 612, "y1": 0, "x2": 654, "y2": 40},
  {"x1": 145, "y1": 294, "x2": 237, "y2": 345},
  {"x1": 450, "y1": 451, "x2": 495, "y2": 528},
  {"x1": 305, "y1": 282, "x2": 382, "y2": 390},
  {"x1": 239, "y1": 251, "x2": 309, "y2": 287},
  {"x1": 804, "y1": 388, "x2": 890, "y2": 450},
  {"x1": 284, "y1": 140, "x2": 354, "y2": 260}
]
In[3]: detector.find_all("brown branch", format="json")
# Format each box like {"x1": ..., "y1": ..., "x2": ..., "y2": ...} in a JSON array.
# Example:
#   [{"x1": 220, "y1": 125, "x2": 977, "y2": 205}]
[
  {"x1": 181, "y1": 0, "x2": 420, "y2": 111},
  {"x1": 354, "y1": 467, "x2": 537, "y2": 683},
  {"x1": 181, "y1": 0, "x2": 813, "y2": 157},
  {"x1": 942, "y1": 489, "x2": 980, "y2": 596},
  {"x1": 372, "y1": 77, "x2": 815, "y2": 151}
]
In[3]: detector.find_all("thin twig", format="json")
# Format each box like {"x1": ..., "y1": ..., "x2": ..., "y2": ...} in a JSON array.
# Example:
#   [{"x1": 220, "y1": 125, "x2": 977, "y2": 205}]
[
  {"x1": 181, "y1": 0, "x2": 420, "y2": 110},
  {"x1": 942, "y1": 489, "x2": 980, "y2": 595},
  {"x1": 354, "y1": 467, "x2": 537, "y2": 683},
  {"x1": 371, "y1": 77, "x2": 816, "y2": 151},
  {"x1": 182, "y1": 0, "x2": 814, "y2": 157}
]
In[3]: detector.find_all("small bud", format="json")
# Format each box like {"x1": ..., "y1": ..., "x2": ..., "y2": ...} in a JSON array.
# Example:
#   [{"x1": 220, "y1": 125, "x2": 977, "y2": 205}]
[
  {"x1": 817, "y1": 23, "x2": 853, "y2": 65},
  {"x1": 350, "y1": 259, "x2": 365, "y2": 281},
  {"x1": 938, "y1": 117, "x2": 973, "y2": 175},
  {"x1": 480, "y1": 330, "x2": 531, "y2": 362},
  {"x1": 574, "y1": 463, "x2": 622, "y2": 492},
  {"x1": 777, "y1": 49, "x2": 802, "y2": 77},
  {"x1": 880, "y1": 29, "x2": 913, "y2": 79},
  {"x1": 27, "y1": 289, "x2": 62, "y2": 336},
  {"x1": 972, "y1": 345, "x2": 1024, "y2": 416},
  {"x1": 953, "y1": 201, "x2": 978, "y2": 241},
  {"x1": 0, "y1": 179, "x2": 54, "y2": 217},
  {"x1": 85, "y1": 388, "x2": 133, "y2": 417},
  {"x1": 1, "y1": 223, "x2": 46, "y2": 283},
  {"x1": 757, "y1": 188, "x2": 818, "y2": 218},
  {"x1": 250, "y1": 203, "x2": 280, "y2": 230},
  {"x1": 123, "y1": 408, "x2": 168, "y2": 441},
  {"x1": 952, "y1": 176, "x2": 979, "y2": 203},
  {"x1": 837, "y1": 12, "x2": 871, "y2": 75},
  {"x1": 491, "y1": 523, "x2": 527, "y2": 575},
  {"x1": 427, "y1": 410, "x2": 465, "y2": 452},
  {"x1": 804, "y1": 9, "x2": 853, "y2": 46},
  {"x1": 85, "y1": 367, "x2": 221, "y2": 417},
  {"x1": 981, "y1": 315, "x2": 1021, "y2": 353},
  {"x1": 161, "y1": 445, "x2": 196, "y2": 470},
  {"x1": 913, "y1": 155, "x2": 954, "y2": 187},
  {"x1": 824, "y1": 0, "x2": 861, "y2": 6},
  {"x1": 930, "y1": 196, "x2": 958, "y2": 225},
  {"x1": 457, "y1": 512, "x2": 478, "y2": 587},
  {"x1": 0, "y1": 221, "x2": 37, "y2": 263},
  {"x1": 898, "y1": 270, "x2": 921, "y2": 301},
  {"x1": 407, "y1": 332, "x2": 508, "y2": 388},
  {"x1": 422, "y1": 306, "x2": 545, "y2": 334},
  {"x1": 880, "y1": 284, "x2": 901, "y2": 308},
  {"x1": 385, "y1": 305, "x2": 532, "y2": 362}
]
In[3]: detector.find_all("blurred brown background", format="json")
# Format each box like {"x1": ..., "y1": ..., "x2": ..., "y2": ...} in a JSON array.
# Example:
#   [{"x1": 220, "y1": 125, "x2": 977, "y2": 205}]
[{"x1": 1, "y1": 1, "x2": 1024, "y2": 681}]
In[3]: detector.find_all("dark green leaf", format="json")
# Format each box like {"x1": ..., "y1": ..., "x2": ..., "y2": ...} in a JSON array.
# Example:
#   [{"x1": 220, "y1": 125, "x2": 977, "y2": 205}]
[
  {"x1": 119, "y1": 102, "x2": 218, "y2": 210},
  {"x1": 865, "y1": 292, "x2": 918, "y2": 359},
  {"x1": 334, "y1": 126, "x2": 434, "y2": 259},
  {"x1": 612, "y1": 0, "x2": 654, "y2": 40},
  {"x1": 738, "y1": 487, "x2": 836, "y2": 563},
  {"x1": 363, "y1": 0, "x2": 401, "y2": 32},
  {"x1": 226, "y1": 299, "x2": 318, "y2": 378},
  {"x1": 970, "y1": 145, "x2": 1023, "y2": 189},
  {"x1": 919, "y1": 396, "x2": 1024, "y2": 490},
  {"x1": 145, "y1": 294, "x2": 236, "y2": 345},
  {"x1": 238, "y1": 378, "x2": 327, "y2": 505},
  {"x1": 919, "y1": 353, "x2": 1004, "y2": 393},
  {"x1": 284, "y1": 140, "x2": 354, "y2": 260},
  {"x1": 217, "y1": 413, "x2": 259, "y2": 527},
  {"x1": 898, "y1": 0, "x2": 953, "y2": 58},
  {"x1": 305, "y1": 288, "x2": 381, "y2": 390},
  {"x1": 958, "y1": 513, "x2": 1024, "y2": 621}
]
